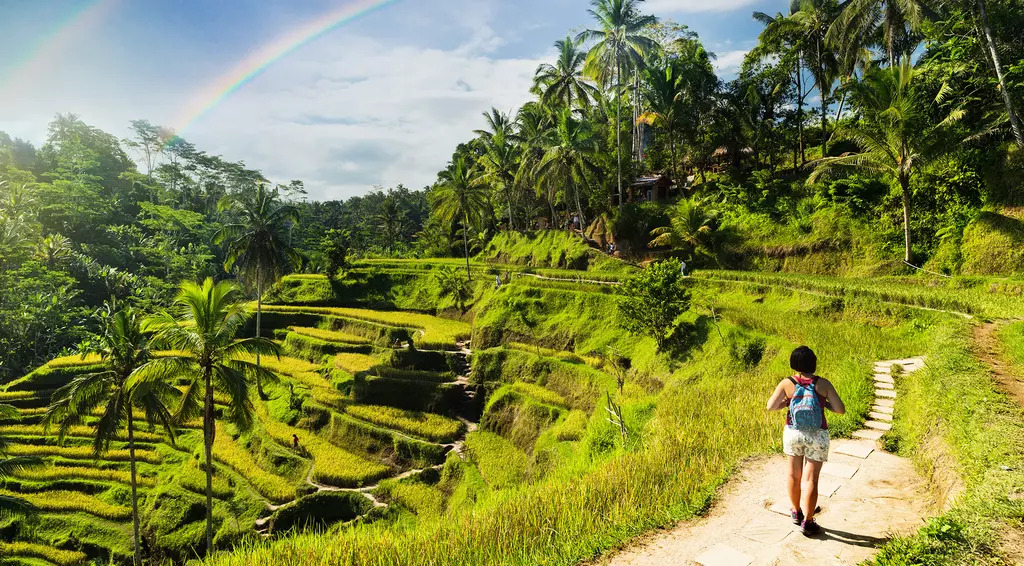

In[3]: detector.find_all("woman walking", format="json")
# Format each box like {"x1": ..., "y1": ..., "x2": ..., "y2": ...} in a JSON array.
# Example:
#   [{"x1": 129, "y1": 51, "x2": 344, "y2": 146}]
[{"x1": 766, "y1": 346, "x2": 846, "y2": 536}]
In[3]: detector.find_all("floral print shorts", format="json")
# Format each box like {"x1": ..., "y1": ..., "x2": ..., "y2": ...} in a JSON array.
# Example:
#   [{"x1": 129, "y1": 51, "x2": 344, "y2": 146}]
[{"x1": 783, "y1": 426, "x2": 830, "y2": 463}]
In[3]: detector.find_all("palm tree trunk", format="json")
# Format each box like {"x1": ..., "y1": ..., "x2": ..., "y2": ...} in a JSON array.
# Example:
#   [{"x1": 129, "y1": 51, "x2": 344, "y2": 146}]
[
  {"x1": 821, "y1": 90, "x2": 828, "y2": 157},
  {"x1": 901, "y1": 179, "x2": 912, "y2": 263},
  {"x1": 671, "y1": 137, "x2": 678, "y2": 188},
  {"x1": 462, "y1": 212, "x2": 471, "y2": 280},
  {"x1": 572, "y1": 177, "x2": 586, "y2": 231},
  {"x1": 796, "y1": 56, "x2": 806, "y2": 165},
  {"x1": 616, "y1": 61, "x2": 624, "y2": 211},
  {"x1": 977, "y1": 0, "x2": 1024, "y2": 149},
  {"x1": 128, "y1": 417, "x2": 141, "y2": 566},
  {"x1": 203, "y1": 369, "x2": 214, "y2": 556},
  {"x1": 255, "y1": 280, "x2": 265, "y2": 399}
]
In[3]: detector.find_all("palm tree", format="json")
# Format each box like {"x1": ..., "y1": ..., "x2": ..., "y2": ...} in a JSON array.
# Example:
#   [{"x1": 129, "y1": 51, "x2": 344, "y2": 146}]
[
  {"x1": 475, "y1": 109, "x2": 521, "y2": 231},
  {"x1": 809, "y1": 60, "x2": 962, "y2": 263},
  {"x1": 648, "y1": 198, "x2": 718, "y2": 264},
  {"x1": 534, "y1": 36, "x2": 600, "y2": 109},
  {"x1": 789, "y1": 0, "x2": 841, "y2": 156},
  {"x1": 45, "y1": 304, "x2": 180, "y2": 565},
  {"x1": 140, "y1": 278, "x2": 279, "y2": 556},
  {"x1": 577, "y1": 0, "x2": 658, "y2": 210},
  {"x1": 375, "y1": 194, "x2": 405, "y2": 253},
  {"x1": 638, "y1": 62, "x2": 685, "y2": 181},
  {"x1": 0, "y1": 404, "x2": 40, "y2": 519},
  {"x1": 515, "y1": 102, "x2": 558, "y2": 226},
  {"x1": 536, "y1": 110, "x2": 602, "y2": 231},
  {"x1": 216, "y1": 183, "x2": 298, "y2": 398},
  {"x1": 827, "y1": 0, "x2": 936, "y2": 67},
  {"x1": 434, "y1": 156, "x2": 490, "y2": 280},
  {"x1": 967, "y1": 0, "x2": 1024, "y2": 148},
  {"x1": 754, "y1": 9, "x2": 810, "y2": 165}
]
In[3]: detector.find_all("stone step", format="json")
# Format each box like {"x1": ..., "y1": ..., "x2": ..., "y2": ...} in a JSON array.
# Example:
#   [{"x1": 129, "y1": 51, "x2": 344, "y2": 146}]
[
  {"x1": 822, "y1": 461, "x2": 860, "y2": 479},
  {"x1": 865, "y1": 420, "x2": 892, "y2": 431},
  {"x1": 869, "y1": 411, "x2": 892, "y2": 422},
  {"x1": 875, "y1": 398, "x2": 896, "y2": 408},
  {"x1": 833, "y1": 441, "x2": 875, "y2": 459},
  {"x1": 872, "y1": 404, "x2": 894, "y2": 415},
  {"x1": 876, "y1": 389, "x2": 897, "y2": 399},
  {"x1": 874, "y1": 373, "x2": 895, "y2": 383},
  {"x1": 875, "y1": 381, "x2": 895, "y2": 390},
  {"x1": 853, "y1": 429, "x2": 885, "y2": 441}
]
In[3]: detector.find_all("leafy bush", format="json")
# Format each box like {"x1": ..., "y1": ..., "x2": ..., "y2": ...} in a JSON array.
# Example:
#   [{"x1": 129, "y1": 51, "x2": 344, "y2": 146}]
[
  {"x1": 726, "y1": 327, "x2": 766, "y2": 368},
  {"x1": 616, "y1": 258, "x2": 693, "y2": 352}
]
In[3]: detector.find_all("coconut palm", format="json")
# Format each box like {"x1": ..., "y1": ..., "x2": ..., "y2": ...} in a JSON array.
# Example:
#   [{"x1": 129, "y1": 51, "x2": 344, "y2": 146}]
[
  {"x1": 45, "y1": 304, "x2": 180, "y2": 565},
  {"x1": 475, "y1": 109, "x2": 521, "y2": 231},
  {"x1": 638, "y1": 62, "x2": 686, "y2": 181},
  {"x1": 827, "y1": 0, "x2": 936, "y2": 67},
  {"x1": 515, "y1": 102, "x2": 558, "y2": 225},
  {"x1": 433, "y1": 156, "x2": 490, "y2": 279},
  {"x1": 216, "y1": 183, "x2": 299, "y2": 398},
  {"x1": 789, "y1": 0, "x2": 841, "y2": 155},
  {"x1": 809, "y1": 60, "x2": 962, "y2": 263},
  {"x1": 375, "y1": 194, "x2": 406, "y2": 253},
  {"x1": 140, "y1": 278, "x2": 279, "y2": 556},
  {"x1": 536, "y1": 110, "x2": 602, "y2": 230},
  {"x1": 534, "y1": 36, "x2": 600, "y2": 110},
  {"x1": 577, "y1": 0, "x2": 659, "y2": 210},
  {"x1": 0, "y1": 404, "x2": 40, "y2": 519},
  {"x1": 648, "y1": 198, "x2": 718, "y2": 264}
]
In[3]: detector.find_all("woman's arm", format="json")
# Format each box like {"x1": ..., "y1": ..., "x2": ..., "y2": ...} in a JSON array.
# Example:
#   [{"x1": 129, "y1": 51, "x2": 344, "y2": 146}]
[
  {"x1": 822, "y1": 379, "x2": 846, "y2": 414},
  {"x1": 766, "y1": 380, "x2": 790, "y2": 411}
]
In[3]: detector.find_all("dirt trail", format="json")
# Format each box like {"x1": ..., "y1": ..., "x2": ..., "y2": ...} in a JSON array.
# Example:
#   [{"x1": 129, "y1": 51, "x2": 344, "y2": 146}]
[
  {"x1": 600, "y1": 358, "x2": 932, "y2": 566},
  {"x1": 972, "y1": 322, "x2": 1024, "y2": 407}
]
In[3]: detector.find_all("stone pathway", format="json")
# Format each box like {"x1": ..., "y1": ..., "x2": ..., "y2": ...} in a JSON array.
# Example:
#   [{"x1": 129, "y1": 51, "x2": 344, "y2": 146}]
[{"x1": 601, "y1": 358, "x2": 930, "y2": 566}]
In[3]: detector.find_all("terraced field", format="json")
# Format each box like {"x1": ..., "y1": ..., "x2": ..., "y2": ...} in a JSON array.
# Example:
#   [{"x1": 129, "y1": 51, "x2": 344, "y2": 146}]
[{"x1": 0, "y1": 303, "x2": 481, "y2": 564}]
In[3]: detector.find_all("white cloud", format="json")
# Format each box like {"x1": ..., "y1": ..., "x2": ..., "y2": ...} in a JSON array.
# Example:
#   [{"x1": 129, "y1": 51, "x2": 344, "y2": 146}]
[
  {"x1": 183, "y1": 31, "x2": 545, "y2": 200},
  {"x1": 712, "y1": 49, "x2": 749, "y2": 76},
  {"x1": 644, "y1": 0, "x2": 762, "y2": 14}
]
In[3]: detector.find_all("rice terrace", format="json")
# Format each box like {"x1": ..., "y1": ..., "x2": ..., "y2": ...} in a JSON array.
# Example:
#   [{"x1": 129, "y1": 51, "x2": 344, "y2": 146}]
[{"x1": 1, "y1": 0, "x2": 1023, "y2": 565}]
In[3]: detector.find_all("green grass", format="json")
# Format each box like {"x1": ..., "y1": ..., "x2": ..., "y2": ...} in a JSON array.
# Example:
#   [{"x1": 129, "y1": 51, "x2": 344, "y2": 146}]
[
  {"x1": 0, "y1": 542, "x2": 87, "y2": 566},
  {"x1": 200, "y1": 284, "x2": 919, "y2": 566},
  {"x1": 697, "y1": 269, "x2": 1024, "y2": 318},
  {"x1": 867, "y1": 321, "x2": 1024, "y2": 565},
  {"x1": 333, "y1": 352, "x2": 379, "y2": 375},
  {"x1": 343, "y1": 404, "x2": 464, "y2": 443},
  {"x1": 260, "y1": 305, "x2": 472, "y2": 349},
  {"x1": 0, "y1": 488, "x2": 131, "y2": 520},
  {"x1": 998, "y1": 321, "x2": 1024, "y2": 370},
  {"x1": 213, "y1": 423, "x2": 296, "y2": 503},
  {"x1": 0, "y1": 424, "x2": 163, "y2": 443},
  {"x1": 5, "y1": 443, "x2": 162, "y2": 464},
  {"x1": 463, "y1": 431, "x2": 530, "y2": 490},
  {"x1": 289, "y1": 326, "x2": 372, "y2": 344},
  {"x1": 11, "y1": 463, "x2": 156, "y2": 487},
  {"x1": 255, "y1": 403, "x2": 390, "y2": 488}
]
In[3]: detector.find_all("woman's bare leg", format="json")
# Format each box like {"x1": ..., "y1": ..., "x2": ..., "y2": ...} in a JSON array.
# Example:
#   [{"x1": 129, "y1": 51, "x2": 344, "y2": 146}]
[
  {"x1": 801, "y1": 458, "x2": 824, "y2": 521},
  {"x1": 787, "y1": 455, "x2": 803, "y2": 511}
]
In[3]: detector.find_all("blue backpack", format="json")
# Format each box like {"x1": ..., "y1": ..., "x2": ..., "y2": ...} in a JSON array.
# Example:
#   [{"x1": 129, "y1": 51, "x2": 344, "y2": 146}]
[{"x1": 789, "y1": 376, "x2": 823, "y2": 430}]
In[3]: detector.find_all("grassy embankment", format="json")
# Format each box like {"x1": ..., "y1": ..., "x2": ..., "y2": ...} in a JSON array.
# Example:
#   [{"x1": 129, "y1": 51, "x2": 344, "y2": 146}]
[{"x1": 200, "y1": 274, "x2": 935, "y2": 565}]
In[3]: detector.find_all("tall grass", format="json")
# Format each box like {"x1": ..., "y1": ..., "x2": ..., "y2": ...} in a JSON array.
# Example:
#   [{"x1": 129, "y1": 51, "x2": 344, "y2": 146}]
[
  {"x1": 254, "y1": 403, "x2": 390, "y2": 487},
  {"x1": 0, "y1": 424, "x2": 162, "y2": 442},
  {"x1": 201, "y1": 286, "x2": 919, "y2": 566},
  {"x1": 0, "y1": 541, "x2": 88, "y2": 566},
  {"x1": 868, "y1": 321, "x2": 1024, "y2": 565},
  {"x1": 260, "y1": 305, "x2": 471, "y2": 349},
  {"x1": 344, "y1": 405, "x2": 464, "y2": 443},
  {"x1": 12, "y1": 464, "x2": 157, "y2": 486},
  {"x1": 212, "y1": 423, "x2": 296, "y2": 503},
  {"x1": 289, "y1": 326, "x2": 372, "y2": 344},
  {"x1": 0, "y1": 488, "x2": 131, "y2": 520},
  {"x1": 5, "y1": 443, "x2": 162, "y2": 464}
]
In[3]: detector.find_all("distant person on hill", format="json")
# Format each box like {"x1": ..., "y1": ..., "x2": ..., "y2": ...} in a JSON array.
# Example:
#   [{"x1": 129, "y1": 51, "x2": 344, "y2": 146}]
[
  {"x1": 765, "y1": 346, "x2": 846, "y2": 536},
  {"x1": 680, "y1": 260, "x2": 687, "y2": 277},
  {"x1": 292, "y1": 434, "x2": 300, "y2": 450}
]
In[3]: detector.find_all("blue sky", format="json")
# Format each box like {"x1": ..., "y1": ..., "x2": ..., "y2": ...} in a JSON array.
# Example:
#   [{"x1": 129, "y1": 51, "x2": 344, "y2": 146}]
[{"x1": 0, "y1": 0, "x2": 783, "y2": 200}]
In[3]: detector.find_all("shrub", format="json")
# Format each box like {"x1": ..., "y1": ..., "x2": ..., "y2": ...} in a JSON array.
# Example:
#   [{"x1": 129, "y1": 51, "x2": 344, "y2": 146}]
[
  {"x1": 344, "y1": 404, "x2": 464, "y2": 443},
  {"x1": 726, "y1": 328, "x2": 767, "y2": 368},
  {"x1": 616, "y1": 259, "x2": 693, "y2": 352}
]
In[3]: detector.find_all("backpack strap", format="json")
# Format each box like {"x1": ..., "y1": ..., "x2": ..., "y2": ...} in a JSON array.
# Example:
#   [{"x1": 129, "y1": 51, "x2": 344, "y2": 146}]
[{"x1": 787, "y1": 376, "x2": 798, "y2": 386}]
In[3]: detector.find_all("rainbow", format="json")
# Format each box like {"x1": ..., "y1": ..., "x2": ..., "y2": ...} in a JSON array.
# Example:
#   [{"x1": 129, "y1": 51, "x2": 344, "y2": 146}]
[
  {"x1": 169, "y1": 0, "x2": 400, "y2": 136},
  {"x1": 0, "y1": 0, "x2": 119, "y2": 99}
]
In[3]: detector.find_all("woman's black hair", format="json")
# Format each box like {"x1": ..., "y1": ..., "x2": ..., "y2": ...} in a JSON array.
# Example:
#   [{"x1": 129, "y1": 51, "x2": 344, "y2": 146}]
[{"x1": 790, "y1": 346, "x2": 817, "y2": 374}]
